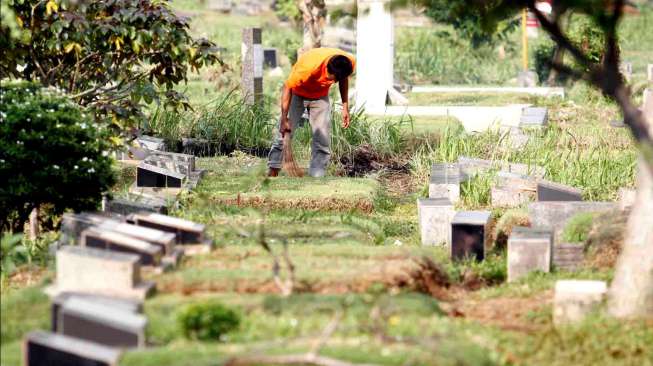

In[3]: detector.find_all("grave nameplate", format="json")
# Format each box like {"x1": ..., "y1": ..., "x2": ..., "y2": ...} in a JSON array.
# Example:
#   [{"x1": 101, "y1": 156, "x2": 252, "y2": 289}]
[
  {"x1": 136, "y1": 135, "x2": 165, "y2": 151},
  {"x1": 130, "y1": 213, "x2": 207, "y2": 244},
  {"x1": 417, "y1": 198, "x2": 455, "y2": 246},
  {"x1": 537, "y1": 180, "x2": 583, "y2": 201},
  {"x1": 49, "y1": 246, "x2": 154, "y2": 300},
  {"x1": 429, "y1": 163, "x2": 464, "y2": 203},
  {"x1": 553, "y1": 243, "x2": 585, "y2": 271},
  {"x1": 24, "y1": 330, "x2": 122, "y2": 366},
  {"x1": 81, "y1": 227, "x2": 163, "y2": 266},
  {"x1": 519, "y1": 107, "x2": 548, "y2": 128},
  {"x1": 528, "y1": 201, "x2": 616, "y2": 241},
  {"x1": 60, "y1": 297, "x2": 147, "y2": 348},
  {"x1": 553, "y1": 280, "x2": 607, "y2": 325},
  {"x1": 507, "y1": 227, "x2": 553, "y2": 282},
  {"x1": 104, "y1": 196, "x2": 168, "y2": 216},
  {"x1": 263, "y1": 47, "x2": 278, "y2": 68},
  {"x1": 136, "y1": 162, "x2": 184, "y2": 188},
  {"x1": 51, "y1": 292, "x2": 142, "y2": 332},
  {"x1": 451, "y1": 211, "x2": 492, "y2": 261}
]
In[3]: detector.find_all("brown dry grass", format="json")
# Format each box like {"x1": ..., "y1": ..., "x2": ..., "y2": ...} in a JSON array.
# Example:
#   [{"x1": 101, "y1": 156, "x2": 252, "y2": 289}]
[{"x1": 214, "y1": 196, "x2": 375, "y2": 213}]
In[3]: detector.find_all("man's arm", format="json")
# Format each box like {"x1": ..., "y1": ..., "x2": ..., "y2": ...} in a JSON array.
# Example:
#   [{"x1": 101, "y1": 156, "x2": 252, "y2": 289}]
[
  {"x1": 339, "y1": 77, "x2": 350, "y2": 129},
  {"x1": 280, "y1": 84, "x2": 292, "y2": 136}
]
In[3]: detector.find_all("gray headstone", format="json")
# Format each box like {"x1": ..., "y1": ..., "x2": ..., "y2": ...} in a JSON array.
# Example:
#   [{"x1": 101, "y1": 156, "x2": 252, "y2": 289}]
[
  {"x1": 136, "y1": 162, "x2": 184, "y2": 188},
  {"x1": 519, "y1": 107, "x2": 548, "y2": 128},
  {"x1": 507, "y1": 226, "x2": 553, "y2": 282},
  {"x1": 553, "y1": 243, "x2": 585, "y2": 271},
  {"x1": 537, "y1": 180, "x2": 583, "y2": 201},
  {"x1": 417, "y1": 198, "x2": 455, "y2": 246},
  {"x1": 104, "y1": 197, "x2": 168, "y2": 216},
  {"x1": 263, "y1": 47, "x2": 278, "y2": 68},
  {"x1": 59, "y1": 296, "x2": 147, "y2": 348},
  {"x1": 429, "y1": 163, "x2": 464, "y2": 203},
  {"x1": 451, "y1": 211, "x2": 492, "y2": 261},
  {"x1": 149, "y1": 151, "x2": 196, "y2": 172},
  {"x1": 81, "y1": 227, "x2": 163, "y2": 266},
  {"x1": 130, "y1": 213, "x2": 207, "y2": 244},
  {"x1": 49, "y1": 246, "x2": 154, "y2": 300},
  {"x1": 553, "y1": 280, "x2": 607, "y2": 325},
  {"x1": 24, "y1": 330, "x2": 122, "y2": 366},
  {"x1": 242, "y1": 28, "x2": 263, "y2": 105},
  {"x1": 528, "y1": 201, "x2": 617, "y2": 242},
  {"x1": 51, "y1": 292, "x2": 142, "y2": 333},
  {"x1": 136, "y1": 135, "x2": 165, "y2": 151}
]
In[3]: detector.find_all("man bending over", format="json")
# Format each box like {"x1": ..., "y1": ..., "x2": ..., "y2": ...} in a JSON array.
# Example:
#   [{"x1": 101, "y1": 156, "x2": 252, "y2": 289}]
[{"x1": 267, "y1": 48, "x2": 356, "y2": 177}]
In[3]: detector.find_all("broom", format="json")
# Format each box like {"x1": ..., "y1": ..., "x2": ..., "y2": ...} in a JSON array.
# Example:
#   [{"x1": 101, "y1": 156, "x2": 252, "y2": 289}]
[{"x1": 282, "y1": 133, "x2": 304, "y2": 177}]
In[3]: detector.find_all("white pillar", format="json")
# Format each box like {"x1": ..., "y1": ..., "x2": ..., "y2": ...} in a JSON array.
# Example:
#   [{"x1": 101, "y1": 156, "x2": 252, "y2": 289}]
[{"x1": 356, "y1": 0, "x2": 394, "y2": 113}]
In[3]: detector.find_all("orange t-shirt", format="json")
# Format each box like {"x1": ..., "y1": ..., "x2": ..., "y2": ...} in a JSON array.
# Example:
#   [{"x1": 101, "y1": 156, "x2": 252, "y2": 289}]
[{"x1": 285, "y1": 48, "x2": 356, "y2": 99}]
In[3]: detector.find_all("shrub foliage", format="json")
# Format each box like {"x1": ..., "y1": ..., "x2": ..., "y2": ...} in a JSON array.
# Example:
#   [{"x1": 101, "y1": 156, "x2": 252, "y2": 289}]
[
  {"x1": 0, "y1": 80, "x2": 115, "y2": 231},
  {"x1": 177, "y1": 302, "x2": 241, "y2": 341}
]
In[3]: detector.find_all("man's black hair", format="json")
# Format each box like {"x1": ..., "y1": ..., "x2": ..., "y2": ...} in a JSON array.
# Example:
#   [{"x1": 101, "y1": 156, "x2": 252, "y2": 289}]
[{"x1": 327, "y1": 55, "x2": 353, "y2": 81}]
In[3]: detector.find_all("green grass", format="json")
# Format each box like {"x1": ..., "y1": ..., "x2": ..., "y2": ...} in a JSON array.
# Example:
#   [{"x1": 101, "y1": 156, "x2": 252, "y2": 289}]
[{"x1": 406, "y1": 92, "x2": 542, "y2": 106}]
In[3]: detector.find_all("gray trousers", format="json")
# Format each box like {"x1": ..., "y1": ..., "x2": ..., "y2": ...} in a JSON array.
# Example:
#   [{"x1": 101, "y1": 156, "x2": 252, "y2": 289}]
[{"x1": 268, "y1": 94, "x2": 332, "y2": 177}]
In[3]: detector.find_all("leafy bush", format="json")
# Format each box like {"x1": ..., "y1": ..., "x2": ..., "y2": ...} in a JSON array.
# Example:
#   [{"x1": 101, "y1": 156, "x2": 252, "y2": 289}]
[
  {"x1": 0, "y1": 80, "x2": 115, "y2": 231},
  {"x1": 562, "y1": 212, "x2": 597, "y2": 243},
  {"x1": 1, "y1": 231, "x2": 56, "y2": 276},
  {"x1": 177, "y1": 302, "x2": 240, "y2": 341}
]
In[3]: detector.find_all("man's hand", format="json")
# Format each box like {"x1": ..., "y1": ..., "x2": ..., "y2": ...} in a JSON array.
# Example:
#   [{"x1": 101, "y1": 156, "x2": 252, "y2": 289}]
[
  {"x1": 341, "y1": 108, "x2": 350, "y2": 129},
  {"x1": 280, "y1": 116, "x2": 291, "y2": 137}
]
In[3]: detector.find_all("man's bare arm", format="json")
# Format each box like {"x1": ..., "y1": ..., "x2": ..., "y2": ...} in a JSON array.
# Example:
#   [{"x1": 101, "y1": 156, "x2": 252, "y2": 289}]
[
  {"x1": 280, "y1": 84, "x2": 292, "y2": 136},
  {"x1": 339, "y1": 77, "x2": 350, "y2": 128}
]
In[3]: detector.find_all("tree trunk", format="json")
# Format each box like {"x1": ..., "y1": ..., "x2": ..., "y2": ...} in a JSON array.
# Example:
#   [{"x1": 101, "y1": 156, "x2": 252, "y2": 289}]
[
  {"x1": 28, "y1": 206, "x2": 39, "y2": 240},
  {"x1": 297, "y1": 0, "x2": 326, "y2": 56},
  {"x1": 608, "y1": 158, "x2": 653, "y2": 318}
]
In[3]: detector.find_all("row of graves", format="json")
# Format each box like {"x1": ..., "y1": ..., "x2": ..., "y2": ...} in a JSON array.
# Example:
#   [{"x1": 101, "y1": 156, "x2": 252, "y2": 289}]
[
  {"x1": 417, "y1": 155, "x2": 629, "y2": 325},
  {"x1": 23, "y1": 137, "x2": 213, "y2": 365}
]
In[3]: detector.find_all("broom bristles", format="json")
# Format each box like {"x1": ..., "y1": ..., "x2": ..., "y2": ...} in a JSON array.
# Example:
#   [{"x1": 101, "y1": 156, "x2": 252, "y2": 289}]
[{"x1": 282, "y1": 133, "x2": 304, "y2": 177}]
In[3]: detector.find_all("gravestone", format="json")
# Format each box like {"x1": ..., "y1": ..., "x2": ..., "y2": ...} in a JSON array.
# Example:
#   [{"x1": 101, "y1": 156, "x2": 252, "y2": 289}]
[
  {"x1": 491, "y1": 171, "x2": 537, "y2": 207},
  {"x1": 451, "y1": 211, "x2": 492, "y2": 261},
  {"x1": 242, "y1": 27, "x2": 263, "y2": 105},
  {"x1": 528, "y1": 201, "x2": 617, "y2": 241},
  {"x1": 648, "y1": 64, "x2": 653, "y2": 83},
  {"x1": 81, "y1": 227, "x2": 163, "y2": 266},
  {"x1": 24, "y1": 331, "x2": 122, "y2": 366},
  {"x1": 149, "y1": 150, "x2": 196, "y2": 173},
  {"x1": 620, "y1": 61, "x2": 632, "y2": 81},
  {"x1": 59, "y1": 296, "x2": 147, "y2": 348},
  {"x1": 553, "y1": 280, "x2": 607, "y2": 325},
  {"x1": 263, "y1": 47, "x2": 278, "y2": 68},
  {"x1": 429, "y1": 163, "x2": 465, "y2": 203},
  {"x1": 130, "y1": 213, "x2": 207, "y2": 244},
  {"x1": 519, "y1": 107, "x2": 548, "y2": 128},
  {"x1": 61, "y1": 213, "x2": 175, "y2": 255},
  {"x1": 417, "y1": 198, "x2": 455, "y2": 246},
  {"x1": 104, "y1": 196, "x2": 168, "y2": 216},
  {"x1": 136, "y1": 135, "x2": 165, "y2": 151},
  {"x1": 507, "y1": 226, "x2": 553, "y2": 282},
  {"x1": 208, "y1": 0, "x2": 232, "y2": 13},
  {"x1": 51, "y1": 292, "x2": 142, "y2": 333},
  {"x1": 537, "y1": 180, "x2": 582, "y2": 201},
  {"x1": 553, "y1": 243, "x2": 585, "y2": 271},
  {"x1": 136, "y1": 162, "x2": 184, "y2": 188},
  {"x1": 48, "y1": 246, "x2": 155, "y2": 300}
]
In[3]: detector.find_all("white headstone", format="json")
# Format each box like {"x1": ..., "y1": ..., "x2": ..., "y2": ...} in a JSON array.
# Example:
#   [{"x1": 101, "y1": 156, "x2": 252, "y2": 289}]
[{"x1": 554, "y1": 280, "x2": 607, "y2": 325}]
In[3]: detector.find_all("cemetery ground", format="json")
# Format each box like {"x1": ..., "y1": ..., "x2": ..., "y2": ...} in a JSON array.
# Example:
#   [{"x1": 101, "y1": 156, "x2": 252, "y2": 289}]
[{"x1": 2, "y1": 2, "x2": 653, "y2": 366}]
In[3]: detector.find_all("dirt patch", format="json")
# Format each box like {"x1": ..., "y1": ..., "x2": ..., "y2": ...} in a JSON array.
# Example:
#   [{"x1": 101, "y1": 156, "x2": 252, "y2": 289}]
[
  {"x1": 213, "y1": 196, "x2": 374, "y2": 213},
  {"x1": 5, "y1": 266, "x2": 49, "y2": 289},
  {"x1": 380, "y1": 171, "x2": 418, "y2": 197},
  {"x1": 337, "y1": 145, "x2": 408, "y2": 177}
]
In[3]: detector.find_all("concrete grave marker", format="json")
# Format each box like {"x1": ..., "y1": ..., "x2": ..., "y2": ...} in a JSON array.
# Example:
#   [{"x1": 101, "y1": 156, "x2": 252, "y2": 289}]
[
  {"x1": 519, "y1": 107, "x2": 548, "y2": 128},
  {"x1": 491, "y1": 171, "x2": 537, "y2": 207},
  {"x1": 457, "y1": 156, "x2": 545, "y2": 179},
  {"x1": 48, "y1": 246, "x2": 154, "y2": 300},
  {"x1": 643, "y1": 88, "x2": 653, "y2": 124},
  {"x1": 537, "y1": 180, "x2": 583, "y2": 201},
  {"x1": 149, "y1": 150, "x2": 196, "y2": 172},
  {"x1": 451, "y1": 211, "x2": 492, "y2": 261},
  {"x1": 130, "y1": 212, "x2": 207, "y2": 244},
  {"x1": 136, "y1": 162, "x2": 184, "y2": 188},
  {"x1": 51, "y1": 292, "x2": 142, "y2": 333},
  {"x1": 553, "y1": 243, "x2": 585, "y2": 271},
  {"x1": 24, "y1": 330, "x2": 122, "y2": 366},
  {"x1": 417, "y1": 198, "x2": 455, "y2": 246},
  {"x1": 553, "y1": 280, "x2": 607, "y2": 325},
  {"x1": 507, "y1": 226, "x2": 553, "y2": 282},
  {"x1": 59, "y1": 296, "x2": 147, "y2": 348},
  {"x1": 528, "y1": 201, "x2": 616, "y2": 241},
  {"x1": 242, "y1": 27, "x2": 263, "y2": 105},
  {"x1": 136, "y1": 135, "x2": 165, "y2": 151},
  {"x1": 81, "y1": 227, "x2": 163, "y2": 266},
  {"x1": 104, "y1": 196, "x2": 168, "y2": 216},
  {"x1": 429, "y1": 163, "x2": 465, "y2": 203}
]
